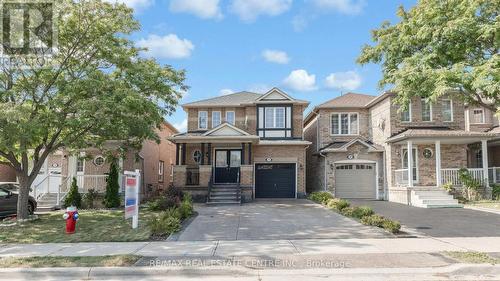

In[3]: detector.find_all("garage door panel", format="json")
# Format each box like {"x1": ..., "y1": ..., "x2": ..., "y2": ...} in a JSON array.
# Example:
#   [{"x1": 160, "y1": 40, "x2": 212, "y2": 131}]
[
  {"x1": 255, "y1": 164, "x2": 296, "y2": 198},
  {"x1": 335, "y1": 164, "x2": 376, "y2": 199}
]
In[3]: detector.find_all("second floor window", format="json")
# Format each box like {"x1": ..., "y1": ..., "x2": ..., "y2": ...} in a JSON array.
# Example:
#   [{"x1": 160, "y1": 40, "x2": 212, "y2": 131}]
[
  {"x1": 212, "y1": 111, "x2": 221, "y2": 127},
  {"x1": 472, "y1": 109, "x2": 484, "y2": 124},
  {"x1": 265, "y1": 107, "x2": 285, "y2": 128},
  {"x1": 421, "y1": 99, "x2": 432, "y2": 121},
  {"x1": 401, "y1": 103, "x2": 411, "y2": 122},
  {"x1": 226, "y1": 111, "x2": 235, "y2": 125},
  {"x1": 331, "y1": 113, "x2": 358, "y2": 135},
  {"x1": 442, "y1": 100, "x2": 453, "y2": 122},
  {"x1": 198, "y1": 111, "x2": 208, "y2": 129}
]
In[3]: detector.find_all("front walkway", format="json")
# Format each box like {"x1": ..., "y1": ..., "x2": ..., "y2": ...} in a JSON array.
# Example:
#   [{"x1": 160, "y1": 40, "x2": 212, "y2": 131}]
[
  {"x1": 350, "y1": 200, "x2": 500, "y2": 237},
  {"x1": 174, "y1": 200, "x2": 389, "y2": 241}
]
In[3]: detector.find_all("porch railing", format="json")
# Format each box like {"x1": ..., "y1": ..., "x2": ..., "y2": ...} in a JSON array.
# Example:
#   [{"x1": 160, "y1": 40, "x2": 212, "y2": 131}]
[
  {"x1": 186, "y1": 168, "x2": 200, "y2": 186},
  {"x1": 394, "y1": 169, "x2": 409, "y2": 186},
  {"x1": 489, "y1": 167, "x2": 500, "y2": 184}
]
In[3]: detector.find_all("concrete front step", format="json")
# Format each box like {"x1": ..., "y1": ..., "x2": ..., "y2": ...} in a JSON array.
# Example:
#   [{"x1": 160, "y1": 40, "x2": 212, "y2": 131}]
[
  {"x1": 411, "y1": 189, "x2": 462, "y2": 208},
  {"x1": 206, "y1": 200, "x2": 241, "y2": 205}
]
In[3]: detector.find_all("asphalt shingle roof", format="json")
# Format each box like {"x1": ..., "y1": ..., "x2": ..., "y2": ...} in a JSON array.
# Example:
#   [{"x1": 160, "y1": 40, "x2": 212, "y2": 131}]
[
  {"x1": 317, "y1": 93, "x2": 377, "y2": 108},
  {"x1": 182, "y1": 91, "x2": 263, "y2": 107}
]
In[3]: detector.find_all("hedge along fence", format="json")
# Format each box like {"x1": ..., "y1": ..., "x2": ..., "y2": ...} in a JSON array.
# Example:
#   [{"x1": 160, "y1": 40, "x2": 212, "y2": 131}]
[{"x1": 308, "y1": 192, "x2": 401, "y2": 234}]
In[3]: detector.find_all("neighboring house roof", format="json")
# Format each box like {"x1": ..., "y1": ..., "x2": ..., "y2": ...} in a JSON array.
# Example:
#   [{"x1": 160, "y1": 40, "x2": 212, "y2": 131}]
[
  {"x1": 386, "y1": 127, "x2": 498, "y2": 143},
  {"x1": 316, "y1": 93, "x2": 377, "y2": 109},
  {"x1": 304, "y1": 92, "x2": 377, "y2": 125},
  {"x1": 162, "y1": 120, "x2": 179, "y2": 134},
  {"x1": 182, "y1": 87, "x2": 309, "y2": 109}
]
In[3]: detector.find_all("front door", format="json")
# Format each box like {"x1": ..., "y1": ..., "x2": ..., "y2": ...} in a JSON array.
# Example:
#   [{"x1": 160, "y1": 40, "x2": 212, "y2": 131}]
[{"x1": 214, "y1": 150, "x2": 241, "y2": 184}]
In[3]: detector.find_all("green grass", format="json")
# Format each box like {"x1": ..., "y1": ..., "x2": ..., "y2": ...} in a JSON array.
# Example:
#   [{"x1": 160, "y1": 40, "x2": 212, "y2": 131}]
[
  {"x1": 0, "y1": 209, "x2": 159, "y2": 243},
  {"x1": 469, "y1": 201, "x2": 500, "y2": 210},
  {"x1": 0, "y1": 255, "x2": 141, "y2": 268},
  {"x1": 444, "y1": 251, "x2": 500, "y2": 264}
]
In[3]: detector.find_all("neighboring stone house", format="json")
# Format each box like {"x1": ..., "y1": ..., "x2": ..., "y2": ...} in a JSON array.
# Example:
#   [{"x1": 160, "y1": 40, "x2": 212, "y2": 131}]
[
  {"x1": 0, "y1": 164, "x2": 16, "y2": 182},
  {"x1": 168, "y1": 88, "x2": 311, "y2": 203},
  {"x1": 3, "y1": 121, "x2": 178, "y2": 205},
  {"x1": 304, "y1": 92, "x2": 500, "y2": 207}
]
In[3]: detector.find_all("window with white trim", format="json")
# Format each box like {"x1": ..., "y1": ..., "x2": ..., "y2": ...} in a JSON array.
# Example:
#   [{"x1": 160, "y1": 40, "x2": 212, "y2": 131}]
[
  {"x1": 472, "y1": 109, "x2": 485, "y2": 124},
  {"x1": 212, "y1": 111, "x2": 221, "y2": 128},
  {"x1": 401, "y1": 102, "x2": 411, "y2": 122},
  {"x1": 421, "y1": 99, "x2": 432, "y2": 121},
  {"x1": 442, "y1": 99, "x2": 453, "y2": 122},
  {"x1": 226, "y1": 111, "x2": 235, "y2": 125},
  {"x1": 264, "y1": 107, "x2": 285, "y2": 128},
  {"x1": 331, "y1": 113, "x2": 359, "y2": 135},
  {"x1": 158, "y1": 161, "x2": 164, "y2": 182},
  {"x1": 198, "y1": 111, "x2": 208, "y2": 129}
]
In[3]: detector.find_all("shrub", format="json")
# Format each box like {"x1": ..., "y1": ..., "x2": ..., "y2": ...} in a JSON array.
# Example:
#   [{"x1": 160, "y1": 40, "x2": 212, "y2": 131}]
[
  {"x1": 340, "y1": 206, "x2": 355, "y2": 217},
  {"x1": 163, "y1": 207, "x2": 181, "y2": 220},
  {"x1": 361, "y1": 214, "x2": 385, "y2": 227},
  {"x1": 308, "y1": 192, "x2": 334, "y2": 205},
  {"x1": 442, "y1": 182, "x2": 455, "y2": 194},
  {"x1": 382, "y1": 219, "x2": 401, "y2": 234},
  {"x1": 82, "y1": 189, "x2": 99, "y2": 209},
  {"x1": 492, "y1": 184, "x2": 500, "y2": 200},
  {"x1": 64, "y1": 177, "x2": 82, "y2": 208},
  {"x1": 351, "y1": 206, "x2": 374, "y2": 219},
  {"x1": 148, "y1": 214, "x2": 181, "y2": 237},
  {"x1": 146, "y1": 197, "x2": 177, "y2": 211},
  {"x1": 458, "y1": 168, "x2": 482, "y2": 201},
  {"x1": 164, "y1": 184, "x2": 184, "y2": 201},
  {"x1": 179, "y1": 194, "x2": 194, "y2": 219},
  {"x1": 326, "y1": 198, "x2": 350, "y2": 210},
  {"x1": 103, "y1": 161, "x2": 121, "y2": 208}
]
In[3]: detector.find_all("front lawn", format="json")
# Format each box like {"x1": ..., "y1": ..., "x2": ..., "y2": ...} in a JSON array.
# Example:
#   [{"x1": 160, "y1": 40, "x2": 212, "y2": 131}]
[
  {"x1": 0, "y1": 209, "x2": 158, "y2": 243},
  {"x1": 0, "y1": 255, "x2": 141, "y2": 268}
]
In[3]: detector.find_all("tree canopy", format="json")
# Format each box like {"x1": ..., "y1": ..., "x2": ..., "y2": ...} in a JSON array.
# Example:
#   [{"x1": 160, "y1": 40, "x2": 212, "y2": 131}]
[
  {"x1": 357, "y1": 0, "x2": 499, "y2": 110},
  {"x1": 0, "y1": 0, "x2": 186, "y2": 218}
]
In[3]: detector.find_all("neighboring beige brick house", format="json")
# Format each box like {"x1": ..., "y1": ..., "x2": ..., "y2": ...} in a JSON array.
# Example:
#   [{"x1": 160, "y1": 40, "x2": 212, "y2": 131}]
[
  {"x1": 2, "y1": 121, "x2": 178, "y2": 205},
  {"x1": 304, "y1": 92, "x2": 500, "y2": 207},
  {"x1": 168, "y1": 88, "x2": 311, "y2": 203}
]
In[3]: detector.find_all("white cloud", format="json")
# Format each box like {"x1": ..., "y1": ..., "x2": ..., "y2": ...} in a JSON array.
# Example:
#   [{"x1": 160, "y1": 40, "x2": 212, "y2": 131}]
[
  {"x1": 325, "y1": 71, "x2": 362, "y2": 91},
  {"x1": 104, "y1": 0, "x2": 153, "y2": 10},
  {"x1": 283, "y1": 69, "x2": 317, "y2": 92},
  {"x1": 262, "y1": 50, "x2": 290, "y2": 64},
  {"x1": 173, "y1": 118, "x2": 188, "y2": 132},
  {"x1": 219, "y1": 89, "x2": 235, "y2": 96},
  {"x1": 292, "y1": 16, "x2": 308, "y2": 32},
  {"x1": 230, "y1": 0, "x2": 292, "y2": 22},
  {"x1": 136, "y1": 34, "x2": 194, "y2": 59},
  {"x1": 312, "y1": 0, "x2": 365, "y2": 15},
  {"x1": 169, "y1": 0, "x2": 223, "y2": 20}
]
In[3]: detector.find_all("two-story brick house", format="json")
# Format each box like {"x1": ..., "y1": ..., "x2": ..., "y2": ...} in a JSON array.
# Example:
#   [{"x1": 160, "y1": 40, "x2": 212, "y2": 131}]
[
  {"x1": 168, "y1": 88, "x2": 311, "y2": 203},
  {"x1": 304, "y1": 92, "x2": 499, "y2": 208}
]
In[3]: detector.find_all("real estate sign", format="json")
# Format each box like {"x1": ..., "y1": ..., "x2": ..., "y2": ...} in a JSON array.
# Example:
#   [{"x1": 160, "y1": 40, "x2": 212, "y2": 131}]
[{"x1": 124, "y1": 170, "x2": 140, "y2": 229}]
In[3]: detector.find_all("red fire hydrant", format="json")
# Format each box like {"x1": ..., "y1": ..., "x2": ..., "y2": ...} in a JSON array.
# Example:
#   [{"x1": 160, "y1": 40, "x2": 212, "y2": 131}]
[{"x1": 63, "y1": 206, "x2": 79, "y2": 234}]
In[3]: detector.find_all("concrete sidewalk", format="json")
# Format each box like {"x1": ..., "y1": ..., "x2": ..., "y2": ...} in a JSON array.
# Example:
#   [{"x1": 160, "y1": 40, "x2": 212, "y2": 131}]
[{"x1": 2, "y1": 237, "x2": 500, "y2": 258}]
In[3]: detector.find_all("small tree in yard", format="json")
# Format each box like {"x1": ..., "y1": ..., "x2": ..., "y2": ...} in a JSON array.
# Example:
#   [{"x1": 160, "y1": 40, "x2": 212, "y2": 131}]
[
  {"x1": 0, "y1": 0, "x2": 186, "y2": 219},
  {"x1": 358, "y1": 0, "x2": 499, "y2": 111},
  {"x1": 64, "y1": 178, "x2": 82, "y2": 208},
  {"x1": 104, "y1": 161, "x2": 121, "y2": 208}
]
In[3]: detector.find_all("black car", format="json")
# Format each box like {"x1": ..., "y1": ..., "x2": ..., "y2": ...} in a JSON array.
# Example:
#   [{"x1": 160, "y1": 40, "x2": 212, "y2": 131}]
[{"x1": 0, "y1": 186, "x2": 37, "y2": 217}]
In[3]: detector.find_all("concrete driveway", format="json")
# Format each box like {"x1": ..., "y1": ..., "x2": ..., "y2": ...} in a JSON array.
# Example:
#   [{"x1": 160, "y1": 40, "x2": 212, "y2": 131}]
[
  {"x1": 173, "y1": 199, "x2": 390, "y2": 241},
  {"x1": 350, "y1": 200, "x2": 500, "y2": 237}
]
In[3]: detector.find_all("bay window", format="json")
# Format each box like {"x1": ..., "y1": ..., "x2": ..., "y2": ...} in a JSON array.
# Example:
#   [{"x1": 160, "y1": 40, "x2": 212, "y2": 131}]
[{"x1": 331, "y1": 113, "x2": 359, "y2": 135}]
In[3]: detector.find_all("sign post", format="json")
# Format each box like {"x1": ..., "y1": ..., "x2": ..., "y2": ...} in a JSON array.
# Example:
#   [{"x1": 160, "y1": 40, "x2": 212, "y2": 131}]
[{"x1": 124, "y1": 169, "x2": 140, "y2": 229}]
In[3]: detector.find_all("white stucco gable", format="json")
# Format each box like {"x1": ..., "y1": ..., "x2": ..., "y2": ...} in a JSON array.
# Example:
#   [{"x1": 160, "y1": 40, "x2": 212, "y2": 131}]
[
  {"x1": 256, "y1": 87, "x2": 294, "y2": 102},
  {"x1": 203, "y1": 123, "x2": 250, "y2": 136}
]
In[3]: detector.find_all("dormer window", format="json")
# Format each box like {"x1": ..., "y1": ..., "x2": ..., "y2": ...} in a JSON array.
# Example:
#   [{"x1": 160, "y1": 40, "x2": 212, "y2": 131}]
[
  {"x1": 198, "y1": 111, "x2": 208, "y2": 129},
  {"x1": 257, "y1": 105, "x2": 292, "y2": 139}
]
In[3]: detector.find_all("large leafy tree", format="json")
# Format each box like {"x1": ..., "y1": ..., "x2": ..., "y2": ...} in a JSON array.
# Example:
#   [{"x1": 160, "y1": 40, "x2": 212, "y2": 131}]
[
  {"x1": 0, "y1": 0, "x2": 186, "y2": 219},
  {"x1": 357, "y1": 0, "x2": 499, "y2": 110}
]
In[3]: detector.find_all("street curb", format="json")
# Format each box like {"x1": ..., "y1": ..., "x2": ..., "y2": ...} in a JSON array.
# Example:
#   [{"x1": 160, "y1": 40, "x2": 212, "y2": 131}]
[{"x1": 464, "y1": 205, "x2": 500, "y2": 215}]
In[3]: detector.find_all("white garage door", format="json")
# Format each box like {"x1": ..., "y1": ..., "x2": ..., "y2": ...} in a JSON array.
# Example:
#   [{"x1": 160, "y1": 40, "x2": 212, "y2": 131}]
[{"x1": 335, "y1": 163, "x2": 376, "y2": 199}]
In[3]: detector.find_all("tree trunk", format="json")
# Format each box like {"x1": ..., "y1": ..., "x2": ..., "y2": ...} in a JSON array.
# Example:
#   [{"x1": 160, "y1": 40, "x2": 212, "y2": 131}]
[{"x1": 16, "y1": 173, "x2": 34, "y2": 219}]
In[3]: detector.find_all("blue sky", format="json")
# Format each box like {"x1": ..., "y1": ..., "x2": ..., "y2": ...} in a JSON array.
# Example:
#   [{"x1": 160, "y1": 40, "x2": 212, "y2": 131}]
[{"x1": 114, "y1": 0, "x2": 417, "y2": 132}]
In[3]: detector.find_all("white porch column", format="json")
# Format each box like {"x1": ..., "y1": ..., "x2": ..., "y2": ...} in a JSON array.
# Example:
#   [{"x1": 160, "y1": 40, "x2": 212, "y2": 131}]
[
  {"x1": 435, "y1": 141, "x2": 442, "y2": 187},
  {"x1": 407, "y1": 141, "x2": 414, "y2": 187},
  {"x1": 481, "y1": 140, "x2": 489, "y2": 187}
]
